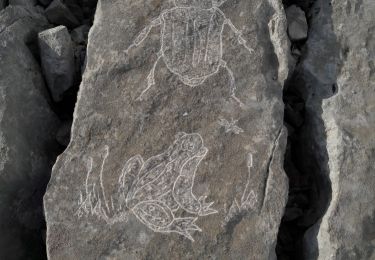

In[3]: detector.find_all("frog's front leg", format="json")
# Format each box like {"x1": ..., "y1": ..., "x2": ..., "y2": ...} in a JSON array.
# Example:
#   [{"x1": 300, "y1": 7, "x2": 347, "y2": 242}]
[
  {"x1": 172, "y1": 152, "x2": 218, "y2": 216},
  {"x1": 131, "y1": 200, "x2": 201, "y2": 241}
]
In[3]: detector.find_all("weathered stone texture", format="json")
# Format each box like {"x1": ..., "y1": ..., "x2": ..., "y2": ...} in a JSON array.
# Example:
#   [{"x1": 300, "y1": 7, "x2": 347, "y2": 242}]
[
  {"x1": 300, "y1": 0, "x2": 375, "y2": 259},
  {"x1": 45, "y1": 0, "x2": 80, "y2": 28},
  {"x1": 39, "y1": 25, "x2": 75, "y2": 102},
  {"x1": 0, "y1": 6, "x2": 60, "y2": 259},
  {"x1": 44, "y1": 0, "x2": 290, "y2": 259}
]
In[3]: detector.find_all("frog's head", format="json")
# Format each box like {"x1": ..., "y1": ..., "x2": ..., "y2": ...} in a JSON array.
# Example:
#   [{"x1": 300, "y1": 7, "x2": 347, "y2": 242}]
[
  {"x1": 174, "y1": 0, "x2": 212, "y2": 9},
  {"x1": 173, "y1": 132, "x2": 207, "y2": 158}
]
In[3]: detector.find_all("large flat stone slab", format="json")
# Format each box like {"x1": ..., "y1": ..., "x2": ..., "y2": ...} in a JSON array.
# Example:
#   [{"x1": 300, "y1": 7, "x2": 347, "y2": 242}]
[{"x1": 44, "y1": 0, "x2": 290, "y2": 259}]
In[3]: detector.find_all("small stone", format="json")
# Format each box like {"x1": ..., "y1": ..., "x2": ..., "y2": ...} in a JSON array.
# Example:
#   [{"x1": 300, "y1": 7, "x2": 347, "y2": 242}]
[
  {"x1": 291, "y1": 45, "x2": 302, "y2": 57},
  {"x1": 39, "y1": 25, "x2": 75, "y2": 102},
  {"x1": 286, "y1": 5, "x2": 308, "y2": 41},
  {"x1": 283, "y1": 207, "x2": 304, "y2": 221},
  {"x1": 0, "y1": 0, "x2": 6, "y2": 10},
  {"x1": 56, "y1": 120, "x2": 72, "y2": 147},
  {"x1": 38, "y1": 0, "x2": 52, "y2": 6},
  {"x1": 45, "y1": 0, "x2": 79, "y2": 28},
  {"x1": 64, "y1": 0, "x2": 84, "y2": 23},
  {"x1": 9, "y1": 0, "x2": 37, "y2": 7},
  {"x1": 285, "y1": 104, "x2": 304, "y2": 128},
  {"x1": 71, "y1": 24, "x2": 90, "y2": 44}
]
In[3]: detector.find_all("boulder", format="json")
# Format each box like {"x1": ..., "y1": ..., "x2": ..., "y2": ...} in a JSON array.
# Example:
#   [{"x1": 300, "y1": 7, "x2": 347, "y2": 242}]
[
  {"x1": 38, "y1": 0, "x2": 52, "y2": 6},
  {"x1": 44, "y1": 0, "x2": 291, "y2": 259},
  {"x1": 38, "y1": 25, "x2": 75, "y2": 102},
  {"x1": 0, "y1": 5, "x2": 60, "y2": 259},
  {"x1": 45, "y1": 0, "x2": 79, "y2": 28},
  {"x1": 9, "y1": 0, "x2": 37, "y2": 7},
  {"x1": 286, "y1": 5, "x2": 308, "y2": 42},
  {"x1": 0, "y1": 0, "x2": 6, "y2": 10},
  {"x1": 296, "y1": 0, "x2": 375, "y2": 259}
]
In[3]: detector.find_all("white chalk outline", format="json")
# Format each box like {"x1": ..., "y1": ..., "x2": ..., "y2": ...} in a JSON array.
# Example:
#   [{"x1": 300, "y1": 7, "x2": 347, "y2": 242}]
[
  {"x1": 223, "y1": 153, "x2": 257, "y2": 225},
  {"x1": 76, "y1": 132, "x2": 217, "y2": 241},
  {"x1": 218, "y1": 118, "x2": 244, "y2": 134},
  {"x1": 124, "y1": 0, "x2": 254, "y2": 106}
]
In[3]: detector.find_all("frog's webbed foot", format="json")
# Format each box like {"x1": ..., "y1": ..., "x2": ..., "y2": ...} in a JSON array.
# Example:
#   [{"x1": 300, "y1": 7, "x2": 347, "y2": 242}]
[
  {"x1": 132, "y1": 200, "x2": 202, "y2": 241},
  {"x1": 198, "y1": 196, "x2": 218, "y2": 216},
  {"x1": 160, "y1": 217, "x2": 202, "y2": 242}
]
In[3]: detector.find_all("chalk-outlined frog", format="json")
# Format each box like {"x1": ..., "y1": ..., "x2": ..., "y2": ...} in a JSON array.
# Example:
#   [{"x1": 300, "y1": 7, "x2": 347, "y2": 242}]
[
  {"x1": 122, "y1": 132, "x2": 217, "y2": 240},
  {"x1": 77, "y1": 132, "x2": 217, "y2": 241}
]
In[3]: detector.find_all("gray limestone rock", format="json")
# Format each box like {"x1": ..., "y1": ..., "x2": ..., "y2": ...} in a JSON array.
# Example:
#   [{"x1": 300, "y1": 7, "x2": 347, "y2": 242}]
[
  {"x1": 0, "y1": 5, "x2": 60, "y2": 259},
  {"x1": 39, "y1": 25, "x2": 75, "y2": 102},
  {"x1": 38, "y1": 0, "x2": 52, "y2": 6},
  {"x1": 286, "y1": 5, "x2": 308, "y2": 42},
  {"x1": 44, "y1": 0, "x2": 290, "y2": 259},
  {"x1": 45, "y1": 0, "x2": 79, "y2": 28},
  {"x1": 297, "y1": 0, "x2": 375, "y2": 259},
  {"x1": 0, "y1": 0, "x2": 6, "y2": 10},
  {"x1": 9, "y1": 0, "x2": 37, "y2": 7},
  {"x1": 71, "y1": 24, "x2": 90, "y2": 44}
]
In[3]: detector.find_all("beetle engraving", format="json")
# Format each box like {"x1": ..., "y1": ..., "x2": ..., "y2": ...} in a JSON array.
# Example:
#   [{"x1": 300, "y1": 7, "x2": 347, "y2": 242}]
[{"x1": 125, "y1": 0, "x2": 254, "y2": 105}]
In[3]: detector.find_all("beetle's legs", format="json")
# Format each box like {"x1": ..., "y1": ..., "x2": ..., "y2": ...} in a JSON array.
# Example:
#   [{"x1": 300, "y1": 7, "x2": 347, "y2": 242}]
[
  {"x1": 223, "y1": 18, "x2": 254, "y2": 55},
  {"x1": 125, "y1": 17, "x2": 162, "y2": 55},
  {"x1": 220, "y1": 60, "x2": 245, "y2": 107},
  {"x1": 137, "y1": 51, "x2": 162, "y2": 101},
  {"x1": 212, "y1": 0, "x2": 228, "y2": 7}
]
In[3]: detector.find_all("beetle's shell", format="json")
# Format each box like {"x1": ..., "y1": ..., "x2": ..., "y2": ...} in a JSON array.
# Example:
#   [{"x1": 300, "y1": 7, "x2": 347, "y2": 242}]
[
  {"x1": 161, "y1": 7, "x2": 225, "y2": 87},
  {"x1": 174, "y1": 0, "x2": 212, "y2": 9}
]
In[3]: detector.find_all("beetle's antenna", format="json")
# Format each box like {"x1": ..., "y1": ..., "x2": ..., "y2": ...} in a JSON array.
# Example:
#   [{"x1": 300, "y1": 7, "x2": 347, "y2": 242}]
[{"x1": 212, "y1": 0, "x2": 227, "y2": 7}]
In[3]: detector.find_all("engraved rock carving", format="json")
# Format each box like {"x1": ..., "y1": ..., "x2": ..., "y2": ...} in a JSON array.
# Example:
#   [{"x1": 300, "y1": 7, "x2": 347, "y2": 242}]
[
  {"x1": 218, "y1": 118, "x2": 244, "y2": 134},
  {"x1": 76, "y1": 132, "x2": 218, "y2": 241},
  {"x1": 125, "y1": 0, "x2": 254, "y2": 105},
  {"x1": 223, "y1": 153, "x2": 257, "y2": 225}
]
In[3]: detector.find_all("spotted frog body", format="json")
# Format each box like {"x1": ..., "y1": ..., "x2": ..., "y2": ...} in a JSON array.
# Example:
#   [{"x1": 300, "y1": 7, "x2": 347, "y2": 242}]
[{"x1": 119, "y1": 132, "x2": 217, "y2": 240}]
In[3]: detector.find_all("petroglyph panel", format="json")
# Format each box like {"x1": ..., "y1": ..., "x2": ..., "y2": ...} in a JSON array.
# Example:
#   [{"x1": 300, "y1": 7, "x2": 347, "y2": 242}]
[{"x1": 44, "y1": 0, "x2": 289, "y2": 258}]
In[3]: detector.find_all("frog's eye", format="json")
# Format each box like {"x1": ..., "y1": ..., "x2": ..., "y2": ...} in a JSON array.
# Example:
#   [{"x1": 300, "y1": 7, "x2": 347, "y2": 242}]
[{"x1": 182, "y1": 140, "x2": 196, "y2": 152}]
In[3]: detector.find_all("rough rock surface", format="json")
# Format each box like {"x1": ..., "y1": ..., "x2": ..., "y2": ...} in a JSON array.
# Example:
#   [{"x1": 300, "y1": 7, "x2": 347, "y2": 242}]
[
  {"x1": 0, "y1": 0, "x2": 6, "y2": 11},
  {"x1": 39, "y1": 25, "x2": 75, "y2": 102},
  {"x1": 9, "y1": 0, "x2": 37, "y2": 7},
  {"x1": 45, "y1": 0, "x2": 80, "y2": 28},
  {"x1": 0, "y1": 5, "x2": 60, "y2": 259},
  {"x1": 44, "y1": 0, "x2": 290, "y2": 259},
  {"x1": 296, "y1": 0, "x2": 375, "y2": 259}
]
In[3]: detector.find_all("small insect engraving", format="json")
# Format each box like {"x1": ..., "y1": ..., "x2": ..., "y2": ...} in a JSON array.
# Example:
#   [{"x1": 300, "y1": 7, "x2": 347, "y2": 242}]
[
  {"x1": 76, "y1": 132, "x2": 217, "y2": 241},
  {"x1": 126, "y1": 0, "x2": 254, "y2": 105},
  {"x1": 218, "y1": 118, "x2": 244, "y2": 134}
]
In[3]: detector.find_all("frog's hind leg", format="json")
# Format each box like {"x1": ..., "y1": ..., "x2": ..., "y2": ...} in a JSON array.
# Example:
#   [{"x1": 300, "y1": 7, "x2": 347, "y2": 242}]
[
  {"x1": 160, "y1": 217, "x2": 202, "y2": 242},
  {"x1": 132, "y1": 200, "x2": 201, "y2": 241},
  {"x1": 137, "y1": 51, "x2": 162, "y2": 101},
  {"x1": 220, "y1": 60, "x2": 246, "y2": 108}
]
